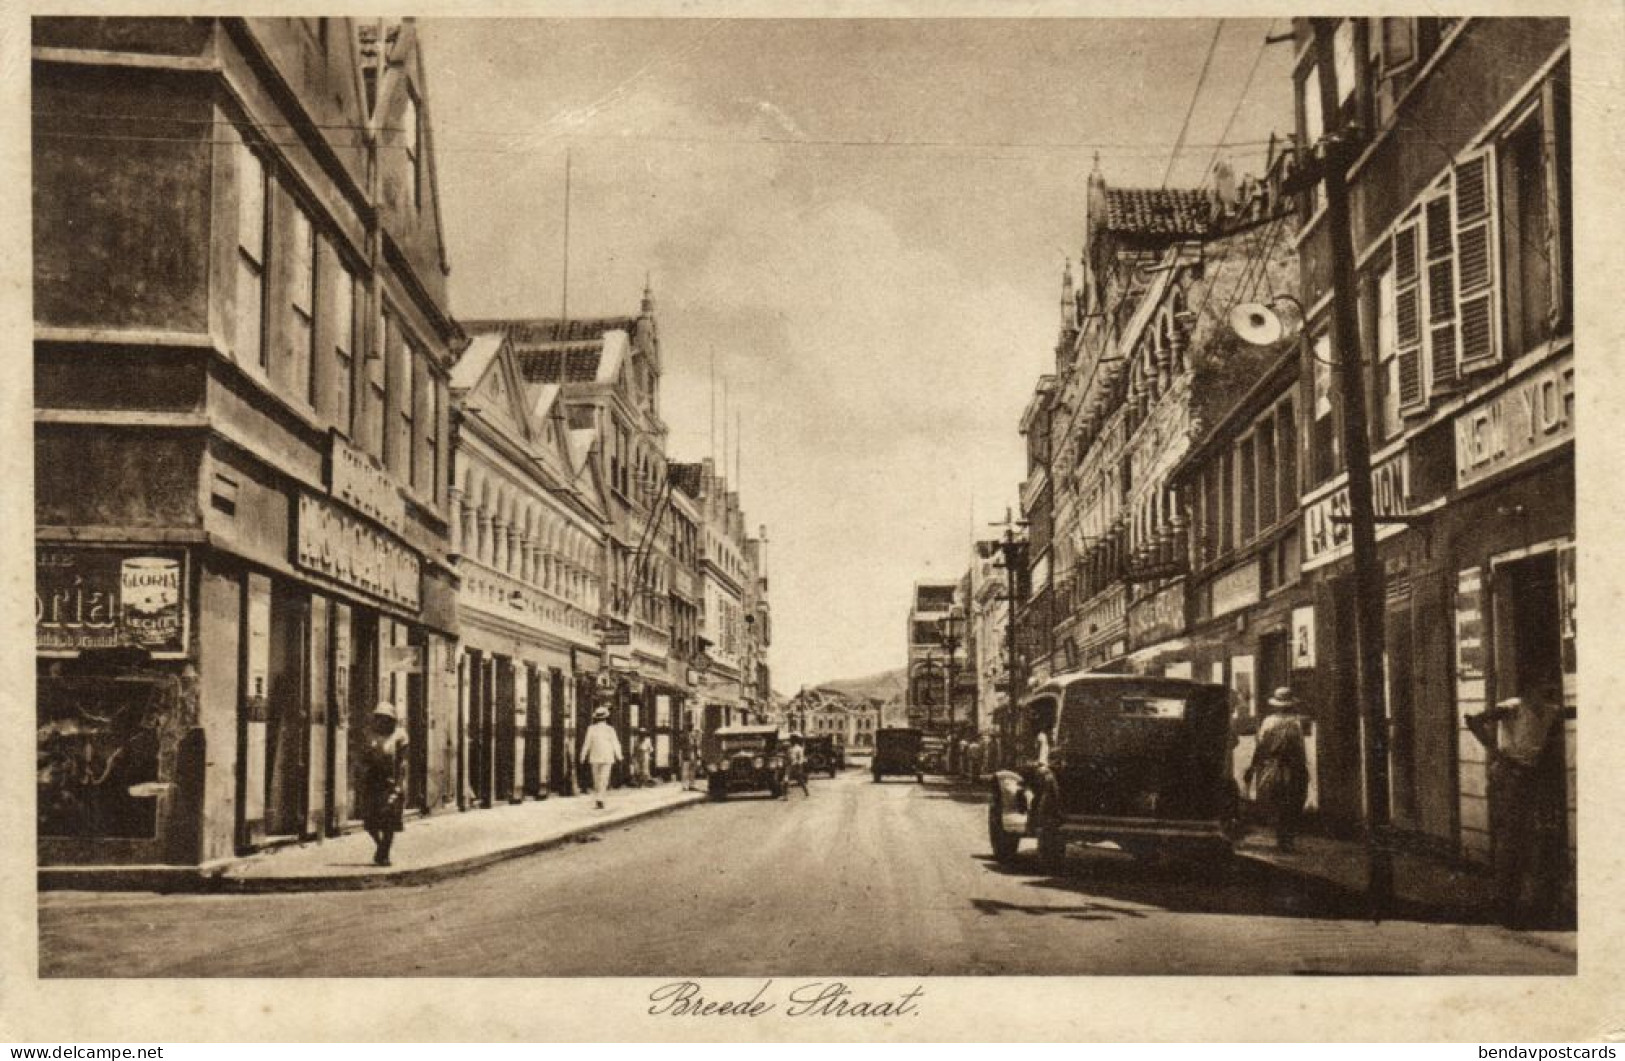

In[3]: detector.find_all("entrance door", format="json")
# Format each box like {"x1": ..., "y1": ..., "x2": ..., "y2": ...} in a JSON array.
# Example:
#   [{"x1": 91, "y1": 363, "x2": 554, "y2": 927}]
[
  {"x1": 466, "y1": 650, "x2": 489, "y2": 808},
  {"x1": 548, "y1": 668, "x2": 569, "y2": 795},
  {"x1": 1385, "y1": 606, "x2": 1420, "y2": 830},
  {"x1": 494, "y1": 657, "x2": 517, "y2": 802},
  {"x1": 1493, "y1": 552, "x2": 1569, "y2": 859},
  {"x1": 523, "y1": 665, "x2": 543, "y2": 798},
  {"x1": 346, "y1": 609, "x2": 379, "y2": 823},
  {"x1": 264, "y1": 584, "x2": 309, "y2": 839},
  {"x1": 406, "y1": 631, "x2": 429, "y2": 812}
]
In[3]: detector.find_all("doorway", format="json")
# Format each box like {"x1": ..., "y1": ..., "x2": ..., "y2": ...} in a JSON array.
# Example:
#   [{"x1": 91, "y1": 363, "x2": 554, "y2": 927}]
[
  {"x1": 494, "y1": 657, "x2": 517, "y2": 802},
  {"x1": 263, "y1": 583, "x2": 310, "y2": 840},
  {"x1": 548, "y1": 668, "x2": 569, "y2": 795},
  {"x1": 1491, "y1": 550, "x2": 1569, "y2": 861},
  {"x1": 523, "y1": 665, "x2": 543, "y2": 798}
]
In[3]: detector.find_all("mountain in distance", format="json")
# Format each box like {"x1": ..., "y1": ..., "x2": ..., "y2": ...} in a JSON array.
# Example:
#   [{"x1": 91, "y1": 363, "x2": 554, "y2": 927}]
[{"x1": 807, "y1": 666, "x2": 907, "y2": 704}]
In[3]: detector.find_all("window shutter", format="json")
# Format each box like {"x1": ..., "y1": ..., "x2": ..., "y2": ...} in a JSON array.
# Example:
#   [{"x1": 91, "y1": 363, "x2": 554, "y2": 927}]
[
  {"x1": 1393, "y1": 220, "x2": 1424, "y2": 410},
  {"x1": 1454, "y1": 147, "x2": 1500, "y2": 372},
  {"x1": 1424, "y1": 194, "x2": 1458, "y2": 390},
  {"x1": 1540, "y1": 79, "x2": 1567, "y2": 331}
]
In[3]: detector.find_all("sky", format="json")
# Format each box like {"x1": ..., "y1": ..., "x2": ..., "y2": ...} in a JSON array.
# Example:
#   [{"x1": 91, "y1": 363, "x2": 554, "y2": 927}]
[{"x1": 421, "y1": 17, "x2": 1295, "y2": 692}]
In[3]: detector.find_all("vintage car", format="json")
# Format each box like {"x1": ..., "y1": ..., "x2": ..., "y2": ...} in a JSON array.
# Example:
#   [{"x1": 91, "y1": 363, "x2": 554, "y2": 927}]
[
  {"x1": 872, "y1": 727, "x2": 924, "y2": 783},
  {"x1": 989, "y1": 673, "x2": 1239, "y2": 867},
  {"x1": 918, "y1": 735, "x2": 949, "y2": 774},
  {"x1": 704, "y1": 725, "x2": 786, "y2": 800},
  {"x1": 803, "y1": 735, "x2": 843, "y2": 778}
]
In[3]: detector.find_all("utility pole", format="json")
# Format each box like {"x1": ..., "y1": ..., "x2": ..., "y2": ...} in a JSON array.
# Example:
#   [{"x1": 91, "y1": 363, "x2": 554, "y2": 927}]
[
  {"x1": 990, "y1": 507, "x2": 1028, "y2": 772},
  {"x1": 1311, "y1": 17, "x2": 1394, "y2": 916}
]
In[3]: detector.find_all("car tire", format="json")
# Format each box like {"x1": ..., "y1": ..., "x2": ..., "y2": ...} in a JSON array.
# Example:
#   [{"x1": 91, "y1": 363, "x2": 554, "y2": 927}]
[
  {"x1": 708, "y1": 780, "x2": 726, "y2": 801},
  {"x1": 988, "y1": 798, "x2": 1021, "y2": 864}
]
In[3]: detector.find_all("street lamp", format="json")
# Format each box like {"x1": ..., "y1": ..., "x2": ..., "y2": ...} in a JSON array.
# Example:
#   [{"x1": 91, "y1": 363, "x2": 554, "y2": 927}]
[{"x1": 939, "y1": 605, "x2": 966, "y2": 772}]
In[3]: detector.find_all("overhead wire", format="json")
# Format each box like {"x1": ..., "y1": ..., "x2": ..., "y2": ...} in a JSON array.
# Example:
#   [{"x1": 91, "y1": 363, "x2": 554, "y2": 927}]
[{"x1": 1161, "y1": 20, "x2": 1225, "y2": 188}]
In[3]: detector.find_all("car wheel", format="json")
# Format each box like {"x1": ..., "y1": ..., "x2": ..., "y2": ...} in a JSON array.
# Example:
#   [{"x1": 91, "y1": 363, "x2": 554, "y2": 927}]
[
  {"x1": 708, "y1": 780, "x2": 725, "y2": 801},
  {"x1": 988, "y1": 799, "x2": 1020, "y2": 864}
]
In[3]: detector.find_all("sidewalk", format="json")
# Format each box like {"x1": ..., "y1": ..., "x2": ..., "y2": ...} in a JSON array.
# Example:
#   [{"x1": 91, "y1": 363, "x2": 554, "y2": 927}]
[
  {"x1": 40, "y1": 783, "x2": 707, "y2": 894},
  {"x1": 1235, "y1": 832, "x2": 1577, "y2": 955}
]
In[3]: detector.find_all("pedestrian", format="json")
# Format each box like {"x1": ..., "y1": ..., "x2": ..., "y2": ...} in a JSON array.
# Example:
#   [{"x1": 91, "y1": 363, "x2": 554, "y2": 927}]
[
  {"x1": 1467, "y1": 683, "x2": 1565, "y2": 928},
  {"x1": 782, "y1": 733, "x2": 810, "y2": 799},
  {"x1": 579, "y1": 705, "x2": 623, "y2": 810},
  {"x1": 628, "y1": 727, "x2": 651, "y2": 787},
  {"x1": 1245, "y1": 687, "x2": 1310, "y2": 852},
  {"x1": 678, "y1": 722, "x2": 701, "y2": 791},
  {"x1": 360, "y1": 701, "x2": 408, "y2": 867}
]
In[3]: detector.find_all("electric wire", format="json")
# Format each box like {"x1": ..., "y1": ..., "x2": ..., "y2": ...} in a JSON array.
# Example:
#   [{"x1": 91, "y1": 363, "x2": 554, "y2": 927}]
[{"x1": 1161, "y1": 20, "x2": 1226, "y2": 188}]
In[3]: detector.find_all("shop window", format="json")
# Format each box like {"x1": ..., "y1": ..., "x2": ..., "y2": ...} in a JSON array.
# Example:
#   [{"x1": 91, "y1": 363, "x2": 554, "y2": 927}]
[
  {"x1": 38, "y1": 674, "x2": 167, "y2": 839},
  {"x1": 235, "y1": 141, "x2": 268, "y2": 370}
]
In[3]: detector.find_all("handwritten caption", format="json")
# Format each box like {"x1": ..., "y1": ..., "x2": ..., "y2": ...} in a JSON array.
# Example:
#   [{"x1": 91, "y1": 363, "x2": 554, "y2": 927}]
[{"x1": 648, "y1": 980, "x2": 924, "y2": 1019}]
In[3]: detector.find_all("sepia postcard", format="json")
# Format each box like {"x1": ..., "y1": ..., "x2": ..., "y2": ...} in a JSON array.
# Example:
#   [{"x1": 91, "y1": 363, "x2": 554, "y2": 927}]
[{"x1": 2, "y1": 0, "x2": 1623, "y2": 1044}]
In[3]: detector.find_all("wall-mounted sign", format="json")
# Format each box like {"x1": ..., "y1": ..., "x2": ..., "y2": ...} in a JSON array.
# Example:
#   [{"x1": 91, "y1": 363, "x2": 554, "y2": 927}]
[
  {"x1": 1210, "y1": 559, "x2": 1260, "y2": 619},
  {"x1": 1454, "y1": 567, "x2": 1485, "y2": 684},
  {"x1": 328, "y1": 432, "x2": 405, "y2": 534},
  {"x1": 295, "y1": 494, "x2": 421, "y2": 610},
  {"x1": 1453, "y1": 353, "x2": 1573, "y2": 490},
  {"x1": 36, "y1": 546, "x2": 189, "y2": 658},
  {"x1": 1291, "y1": 606, "x2": 1316, "y2": 670},
  {"x1": 1302, "y1": 451, "x2": 1410, "y2": 570},
  {"x1": 1128, "y1": 582, "x2": 1185, "y2": 649}
]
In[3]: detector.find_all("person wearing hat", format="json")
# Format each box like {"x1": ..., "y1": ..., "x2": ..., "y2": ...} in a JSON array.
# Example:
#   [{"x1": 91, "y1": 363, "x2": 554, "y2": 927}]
[
  {"x1": 782, "y1": 733, "x2": 809, "y2": 800},
  {"x1": 579, "y1": 705, "x2": 623, "y2": 809},
  {"x1": 1245, "y1": 687, "x2": 1310, "y2": 851},
  {"x1": 360, "y1": 701, "x2": 409, "y2": 866}
]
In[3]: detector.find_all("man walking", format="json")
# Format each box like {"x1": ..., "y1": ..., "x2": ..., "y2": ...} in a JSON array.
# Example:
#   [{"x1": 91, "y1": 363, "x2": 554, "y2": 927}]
[
  {"x1": 579, "y1": 705, "x2": 623, "y2": 810},
  {"x1": 678, "y1": 720, "x2": 701, "y2": 791},
  {"x1": 1467, "y1": 684, "x2": 1565, "y2": 928},
  {"x1": 782, "y1": 733, "x2": 810, "y2": 799}
]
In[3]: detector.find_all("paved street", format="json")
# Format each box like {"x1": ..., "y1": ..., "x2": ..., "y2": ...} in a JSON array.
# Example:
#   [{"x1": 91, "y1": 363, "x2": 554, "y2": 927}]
[{"x1": 40, "y1": 772, "x2": 1572, "y2": 977}]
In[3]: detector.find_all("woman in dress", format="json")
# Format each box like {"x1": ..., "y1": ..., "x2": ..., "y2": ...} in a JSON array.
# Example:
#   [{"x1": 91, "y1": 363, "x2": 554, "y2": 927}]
[
  {"x1": 1246, "y1": 687, "x2": 1310, "y2": 851},
  {"x1": 360, "y1": 702, "x2": 409, "y2": 866}
]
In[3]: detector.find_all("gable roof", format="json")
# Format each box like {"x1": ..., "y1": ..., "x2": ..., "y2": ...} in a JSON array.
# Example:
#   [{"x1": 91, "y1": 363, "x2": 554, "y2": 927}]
[
  {"x1": 1101, "y1": 187, "x2": 1213, "y2": 239},
  {"x1": 450, "y1": 331, "x2": 503, "y2": 392}
]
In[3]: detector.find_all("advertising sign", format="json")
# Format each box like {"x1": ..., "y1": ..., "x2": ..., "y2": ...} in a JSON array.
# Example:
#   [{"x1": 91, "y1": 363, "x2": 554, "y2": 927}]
[
  {"x1": 295, "y1": 494, "x2": 422, "y2": 610},
  {"x1": 1291, "y1": 606, "x2": 1317, "y2": 670},
  {"x1": 36, "y1": 546, "x2": 189, "y2": 658},
  {"x1": 329, "y1": 432, "x2": 405, "y2": 533},
  {"x1": 1454, "y1": 353, "x2": 1573, "y2": 490},
  {"x1": 1127, "y1": 582, "x2": 1185, "y2": 649},
  {"x1": 1302, "y1": 450, "x2": 1410, "y2": 570}
]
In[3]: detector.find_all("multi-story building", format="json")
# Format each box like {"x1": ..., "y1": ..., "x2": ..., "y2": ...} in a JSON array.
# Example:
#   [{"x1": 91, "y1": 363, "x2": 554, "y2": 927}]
[
  {"x1": 1284, "y1": 18, "x2": 1572, "y2": 875},
  {"x1": 1046, "y1": 161, "x2": 1297, "y2": 679},
  {"x1": 742, "y1": 530, "x2": 773, "y2": 717},
  {"x1": 905, "y1": 580, "x2": 961, "y2": 730},
  {"x1": 448, "y1": 329, "x2": 606, "y2": 807},
  {"x1": 787, "y1": 688, "x2": 880, "y2": 751},
  {"x1": 34, "y1": 18, "x2": 462, "y2": 866},
  {"x1": 466, "y1": 284, "x2": 689, "y2": 780},
  {"x1": 673, "y1": 459, "x2": 757, "y2": 731}
]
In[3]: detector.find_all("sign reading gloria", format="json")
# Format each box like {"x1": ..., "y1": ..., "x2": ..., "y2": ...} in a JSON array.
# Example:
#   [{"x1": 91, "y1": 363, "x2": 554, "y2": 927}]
[
  {"x1": 37, "y1": 546, "x2": 189, "y2": 658},
  {"x1": 1454, "y1": 353, "x2": 1573, "y2": 489},
  {"x1": 329, "y1": 432, "x2": 405, "y2": 533},
  {"x1": 296, "y1": 494, "x2": 421, "y2": 610}
]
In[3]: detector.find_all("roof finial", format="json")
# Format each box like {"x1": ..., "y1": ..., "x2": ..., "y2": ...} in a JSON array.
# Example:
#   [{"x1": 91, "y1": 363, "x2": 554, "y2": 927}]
[
  {"x1": 641, "y1": 271, "x2": 654, "y2": 314},
  {"x1": 1061, "y1": 258, "x2": 1077, "y2": 327}
]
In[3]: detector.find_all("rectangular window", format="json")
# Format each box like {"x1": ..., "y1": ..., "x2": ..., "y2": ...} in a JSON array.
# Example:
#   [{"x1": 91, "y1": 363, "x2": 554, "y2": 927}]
[
  {"x1": 404, "y1": 94, "x2": 421, "y2": 212},
  {"x1": 398, "y1": 339, "x2": 416, "y2": 484},
  {"x1": 1238, "y1": 435, "x2": 1257, "y2": 544},
  {"x1": 1277, "y1": 395, "x2": 1298, "y2": 507},
  {"x1": 235, "y1": 142, "x2": 267, "y2": 369},
  {"x1": 1257, "y1": 412, "x2": 1278, "y2": 530},
  {"x1": 332, "y1": 259, "x2": 355, "y2": 436},
  {"x1": 1300, "y1": 65, "x2": 1327, "y2": 214},
  {"x1": 1454, "y1": 147, "x2": 1500, "y2": 372},
  {"x1": 1219, "y1": 450, "x2": 1234, "y2": 554},
  {"x1": 367, "y1": 309, "x2": 388, "y2": 459},
  {"x1": 1376, "y1": 262, "x2": 1403, "y2": 439},
  {"x1": 1424, "y1": 192, "x2": 1459, "y2": 389},
  {"x1": 289, "y1": 201, "x2": 316, "y2": 406},
  {"x1": 1333, "y1": 20, "x2": 1357, "y2": 107},
  {"x1": 1311, "y1": 333, "x2": 1340, "y2": 482}
]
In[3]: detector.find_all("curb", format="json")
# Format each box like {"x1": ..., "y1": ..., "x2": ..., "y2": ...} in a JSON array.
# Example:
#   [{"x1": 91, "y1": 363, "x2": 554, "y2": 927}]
[
  {"x1": 1232, "y1": 844, "x2": 1494, "y2": 925},
  {"x1": 40, "y1": 792, "x2": 708, "y2": 895}
]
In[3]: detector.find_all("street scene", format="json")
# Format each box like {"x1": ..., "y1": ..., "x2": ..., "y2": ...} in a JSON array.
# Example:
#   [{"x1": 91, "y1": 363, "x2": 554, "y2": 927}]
[{"x1": 32, "y1": 15, "x2": 1575, "y2": 979}]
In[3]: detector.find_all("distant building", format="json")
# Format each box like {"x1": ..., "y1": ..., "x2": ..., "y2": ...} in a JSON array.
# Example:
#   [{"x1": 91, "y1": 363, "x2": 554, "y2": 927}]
[{"x1": 905, "y1": 580, "x2": 960, "y2": 729}]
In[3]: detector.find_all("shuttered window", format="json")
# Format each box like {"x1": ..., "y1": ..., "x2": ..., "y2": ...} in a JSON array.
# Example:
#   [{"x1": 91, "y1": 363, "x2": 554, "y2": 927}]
[
  {"x1": 1393, "y1": 219, "x2": 1424, "y2": 410},
  {"x1": 1424, "y1": 193, "x2": 1458, "y2": 390},
  {"x1": 1454, "y1": 148, "x2": 1500, "y2": 372}
]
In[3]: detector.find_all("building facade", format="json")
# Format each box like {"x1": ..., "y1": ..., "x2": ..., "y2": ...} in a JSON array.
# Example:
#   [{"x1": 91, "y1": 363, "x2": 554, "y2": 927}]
[
  {"x1": 1285, "y1": 17, "x2": 1573, "y2": 871},
  {"x1": 35, "y1": 18, "x2": 461, "y2": 865},
  {"x1": 448, "y1": 329, "x2": 606, "y2": 807}
]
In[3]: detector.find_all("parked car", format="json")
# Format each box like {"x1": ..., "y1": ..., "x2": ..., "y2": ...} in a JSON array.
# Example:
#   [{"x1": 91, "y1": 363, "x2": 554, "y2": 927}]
[
  {"x1": 803, "y1": 735, "x2": 842, "y2": 778},
  {"x1": 703, "y1": 725, "x2": 786, "y2": 800},
  {"x1": 872, "y1": 727, "x2": 924, "y2": 783},
  {"x1": 918, "y1": 735, "x2": 948, "y2": 774},
  {"x1": 989, "y1": 673, "x2": 1238, "y2": 867}
]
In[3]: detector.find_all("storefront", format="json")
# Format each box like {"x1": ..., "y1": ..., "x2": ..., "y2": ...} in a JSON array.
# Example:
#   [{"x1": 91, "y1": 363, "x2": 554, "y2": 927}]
[{"x1": 1446, "y1": 352, "x2": 1574, "y2": 900}]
